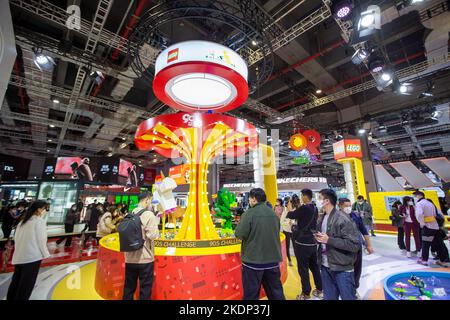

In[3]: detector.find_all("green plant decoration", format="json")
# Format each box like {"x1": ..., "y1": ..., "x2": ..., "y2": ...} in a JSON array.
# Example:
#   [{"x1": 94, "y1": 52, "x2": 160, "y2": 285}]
[{"x1": 214, "y1": 188, "x2": 237, "y2": 236}]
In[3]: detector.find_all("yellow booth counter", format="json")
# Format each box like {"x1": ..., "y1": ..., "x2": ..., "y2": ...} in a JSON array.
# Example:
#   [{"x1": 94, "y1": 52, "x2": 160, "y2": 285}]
[{"x1": 370, "y1": 190, "x2": 450, "y2": 234}]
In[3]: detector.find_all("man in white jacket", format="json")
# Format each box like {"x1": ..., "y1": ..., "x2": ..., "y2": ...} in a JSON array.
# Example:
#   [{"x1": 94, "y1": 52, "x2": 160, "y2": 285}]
[{"x1": 123, "y1": 192, "x2": 160, "y2": 300}]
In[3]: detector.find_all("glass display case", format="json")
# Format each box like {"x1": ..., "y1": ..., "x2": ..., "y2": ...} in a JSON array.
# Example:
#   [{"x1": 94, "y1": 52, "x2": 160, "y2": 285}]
[{"x1": 38, "y1": 181, "x2": 79, "y2": 224}]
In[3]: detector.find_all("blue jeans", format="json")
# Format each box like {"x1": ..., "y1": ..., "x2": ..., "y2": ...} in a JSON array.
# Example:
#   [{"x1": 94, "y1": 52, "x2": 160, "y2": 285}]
[{"x1": 321, "y1": 266, "x2": 356, "y2": 300}]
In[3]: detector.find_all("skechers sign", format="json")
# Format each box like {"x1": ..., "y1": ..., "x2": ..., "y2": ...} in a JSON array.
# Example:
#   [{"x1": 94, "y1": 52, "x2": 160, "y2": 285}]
[{"x1": 333, "y1": 139, "x2": 363, "y2": 160}]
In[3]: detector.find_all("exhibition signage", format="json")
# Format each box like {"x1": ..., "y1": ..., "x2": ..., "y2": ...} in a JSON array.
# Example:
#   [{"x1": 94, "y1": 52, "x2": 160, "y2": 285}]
[
  {"x1": 333, "y1": 139, "x2": 363, "y2": 160},
  {"x1": 153, "y1": 40, "x2": 249, "y2": 113},
  {"x1": 41, "y1": 156, "x2": 146, "y2": 187}
]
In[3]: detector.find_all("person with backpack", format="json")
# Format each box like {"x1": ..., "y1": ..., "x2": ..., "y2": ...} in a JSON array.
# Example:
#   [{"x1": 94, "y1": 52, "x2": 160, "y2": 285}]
[
  {"x1": 390, "y1": 200, "x2": 406, "y2": 253},
  {"x1": 414, "y1": 191, "x2": 440, "y2": 266},
  {"x1": 287, "y1": 190, "x2": 323, "y2": 300},
  {"x1": 352, "y1": 196, "x2": 375, "y2": 237},
  {"x1": 119, "y1": 192, "x2": 160, "y2": 300},
  {"x1": 425, "y1": 198, "x2": 450, "y2": 267}
]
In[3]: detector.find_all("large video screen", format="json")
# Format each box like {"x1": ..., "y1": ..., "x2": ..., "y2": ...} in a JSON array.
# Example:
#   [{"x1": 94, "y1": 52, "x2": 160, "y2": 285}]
[{"x1": 55, "y1": 157, "x2": 82, "y2": 175}]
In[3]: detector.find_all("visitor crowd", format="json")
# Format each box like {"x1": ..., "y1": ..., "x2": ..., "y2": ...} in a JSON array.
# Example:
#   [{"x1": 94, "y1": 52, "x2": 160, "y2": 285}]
[
  {"x1": 0, "y1": 187, "x2": 448, "y2": 301},
  {"x1": 390, "y1": 191, "x2": 449, "y2": 267}
]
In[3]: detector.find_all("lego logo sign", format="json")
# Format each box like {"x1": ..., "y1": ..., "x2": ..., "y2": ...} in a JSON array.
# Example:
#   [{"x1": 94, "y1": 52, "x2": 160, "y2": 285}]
[
  {"x1": 167, "y1": 48, "x2": 179, "y2": 63},
  {"x1": 346, "y1": 144, "x2": 360, "y2": 152},
  {"x1": 333, "y1": 139, "x2": 362, "y2": 160}
]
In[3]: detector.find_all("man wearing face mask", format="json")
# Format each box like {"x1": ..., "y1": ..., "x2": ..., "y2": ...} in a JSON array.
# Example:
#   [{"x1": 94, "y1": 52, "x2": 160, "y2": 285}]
[
  {"x1": 338, "y1": 198, "x2": 374, "y2": 299},
  {"x1": 352, "y1": 196, "x2": 375, "y2": 237},
  {"x1": 287, "y1": 189, "x2": 323, "y2": 300},
  {"x1": 235, "y1": 188, "x2": 285, "y2": 300},
  {"x1": 314, "y1": 189, "x2": 360, "y2": 300},
  {"x1": 123, "y1": 192, "x2": 160, "y2": 300},
  {"x1": 413, "y1": 190, "x2": 440, "y2": 266}
]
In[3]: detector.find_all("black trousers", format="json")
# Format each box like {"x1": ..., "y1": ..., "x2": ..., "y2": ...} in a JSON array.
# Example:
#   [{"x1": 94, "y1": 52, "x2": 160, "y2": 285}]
[
  {"x1": 123, "y1": 262, "x2": 154, "y2": 300},
  {"x1": 354, "y1": 246, "x2": 363, "y2": 289},
  {"x1": 293, "y1": 243, "x2": 322, "y2": 295},
  {"x1": 431, "y1": 230, "x2": 449, "y2": 262},
  {"x1": 421, "y1": 227, "x2": 438, "y2": 262},
  {"x1": 56, "y1": 223, "x2": 74, "y2": 247},
  {"x1": 397, "y1": 227, "x2": 406, "y2": 250},
  {"x1": 7, "y1": 260, "x2": 41, "y2": 300},
  {"x1": 241, "y1": 265, "x2": 285, "y2": 300},
  {"x1": 283, "y1": 231, "x2": 293, "y2": 262},
  {"x1": 1, "y1": 225, "x2": 12, "y2": 250}
]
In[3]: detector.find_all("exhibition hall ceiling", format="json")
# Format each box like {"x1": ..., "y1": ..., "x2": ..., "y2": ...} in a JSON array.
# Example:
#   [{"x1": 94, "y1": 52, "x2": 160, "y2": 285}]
[{"x1": 1, "y1": 0, "x2": 450, "y2": 183}]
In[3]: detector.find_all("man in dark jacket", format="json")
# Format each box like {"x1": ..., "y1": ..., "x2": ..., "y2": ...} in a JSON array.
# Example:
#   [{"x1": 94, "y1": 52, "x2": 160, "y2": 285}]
[
  {"x1": 338, "y1": 198, "x2": 374, "y2": 299},
  {"x1": 314, "y1": 189, "x2": 360, "y2": 300},
  {"x1": 235, "y1": 188, "x2": 285, "y2": 300},
  {"x1": 287, "y1": 189, "x2": 322, "y2": 300}
]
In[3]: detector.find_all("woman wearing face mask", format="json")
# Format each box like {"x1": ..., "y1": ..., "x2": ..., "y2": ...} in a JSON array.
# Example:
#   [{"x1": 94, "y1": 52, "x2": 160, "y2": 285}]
[
  {"x1": 400, "y1": 196, "x2": 421, "y2": 258},
  {"x1": 390, "y1": 201, "x2": 406, "y2": 253},
  {"x1": 7, "y1": 200, "x2": 50, "y2": 300},
  {"x1": 56, "y1": 203, "x2": 80, "y2": 247}
]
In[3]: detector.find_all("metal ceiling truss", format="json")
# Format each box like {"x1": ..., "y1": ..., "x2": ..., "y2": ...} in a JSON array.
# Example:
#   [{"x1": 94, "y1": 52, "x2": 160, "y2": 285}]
[
  {"x1": 127, "y1": 0, "x2": 274, "y2": 93},
  {"x1": 10, "y1": 0, "x2": 157, "y2": 65},
  {"x1": 54, "y1": 0, "x2": 114, "y2": 155},
  {"x1": 272, "y1": 53, "x2": 450, "y2": 121},
  {"x1": 245, "y1": 4, "x2": 331, "y2": 66}
]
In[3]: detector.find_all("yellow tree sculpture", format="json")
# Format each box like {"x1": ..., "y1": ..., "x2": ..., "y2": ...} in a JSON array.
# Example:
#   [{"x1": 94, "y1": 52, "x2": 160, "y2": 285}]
[{"x1": 135, "y1": 112, "x2": 258, "y2": 240}]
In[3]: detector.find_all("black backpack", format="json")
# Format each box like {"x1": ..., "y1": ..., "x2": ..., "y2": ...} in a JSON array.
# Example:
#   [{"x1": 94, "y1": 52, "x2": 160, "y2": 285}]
[{"x1": 117, "y1": 209, "x2": 146, "y2": 252}]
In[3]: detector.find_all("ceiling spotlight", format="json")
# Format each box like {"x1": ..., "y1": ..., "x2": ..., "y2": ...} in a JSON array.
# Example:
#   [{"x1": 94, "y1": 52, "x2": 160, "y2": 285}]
[
  {"x1": 89, "y1": 70, "x2": 105, "y2": 85},
  {"x1": 33, "y1": 48, "x2": 55, "y2": 71},
  {"x1": 331, "y1": 0, "x2": 353, "y2": 20},
  {"x1": 358, "y1": 5, "x2": 381, "y2": 30},
  {"x1": 381, "y1": 72, "x2": 391, "y2": 81},
  {"x1": 358, "y1": 128, "x2": 366, "y2": 135},
  {"x1": 315, "y1": 89, "x2": 322, "y2": 94},
  {"x1": 418, "y1": 81, "x2": 434, "y2": 99},
  {"x1": 351, "y1": 48, "x2": 369, "y2": 65},
  {"x1": 48, "y1": 139, "x2": 52, "y2": 142},
  {"x1": 52, "y1": 99, "x2": 60, "y2": 104},
  {"x1": 251, "y1": 40, "x2": 258, "y2": 46},
  {"x1": 360, "y1": 13, "x2": 375, "y2": 28},
  {"x1": 411, "y1": 0, "x2": 424, "y2": 3},
  {"x1": 368, "y1": 56, "x2": 384, "y2": 73},
  {"x1": 107, "y1": 152, "x2": 113, "y2": 157},
  {"x1": 47, "y1": 149, "x2": 50, "y2": 152},
  {"x1": 394, "y1": 80, "x2": 413, "y2": 95},
  {"x1": 119, "y1": 142, "x2": 127, "y2": 149},
  {"x1": 354, "y1": 5, "x2": 381, "y2": 43},
  {"x1": 431, "y1": 110, "x2": 443, "y2": 120},
  {"x1": 49, "y1": 124, "x2": 55, "y2": 128}
]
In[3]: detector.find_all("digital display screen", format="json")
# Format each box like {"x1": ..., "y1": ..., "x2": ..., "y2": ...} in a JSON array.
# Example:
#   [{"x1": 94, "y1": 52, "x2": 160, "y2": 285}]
[{"x1": 55, "y1": 157, "x2": 82, "y2": 175}]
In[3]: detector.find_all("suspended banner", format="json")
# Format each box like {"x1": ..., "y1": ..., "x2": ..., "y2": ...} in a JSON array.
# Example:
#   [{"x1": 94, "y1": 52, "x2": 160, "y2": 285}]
[
  {"x1": 389, "y1": 161, "x2": 435, "y2": 188},
  {"x1": 420, "y1": 157, "x2": 450, "y2": 182},
  {"x1": 374, "y1": 164, "x2": 404, "y2": 191}
]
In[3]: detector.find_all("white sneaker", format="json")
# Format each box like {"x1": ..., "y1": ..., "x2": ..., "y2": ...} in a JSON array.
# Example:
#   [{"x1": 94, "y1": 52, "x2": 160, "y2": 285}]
[
  {"x1": 401, "y1": 249, "x2": 407, "y2": 255},
  {"x1": 406, "y1": 251, "x2": 412, "y2": 258},
  {"x1": 417, "y1": 250, "x2": 422, "y2": 256}
]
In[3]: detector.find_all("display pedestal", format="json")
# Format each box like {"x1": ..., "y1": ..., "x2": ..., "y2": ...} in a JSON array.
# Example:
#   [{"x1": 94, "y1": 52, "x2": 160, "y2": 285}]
[{"x1": 95, "y1": 233, "x2": 287, "y2": 300}]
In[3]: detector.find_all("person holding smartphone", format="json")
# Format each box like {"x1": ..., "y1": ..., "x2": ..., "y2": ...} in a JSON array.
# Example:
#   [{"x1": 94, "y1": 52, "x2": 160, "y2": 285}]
[
  {"x1": 314, "y1": 189, "x2": 360, "y2": 300},
  {"x1": 287, "y1": 190, "x2": 322, "y2": 300},
  {"x1": 338, "y1": 198, "x2": 374, "y2": 299}
]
